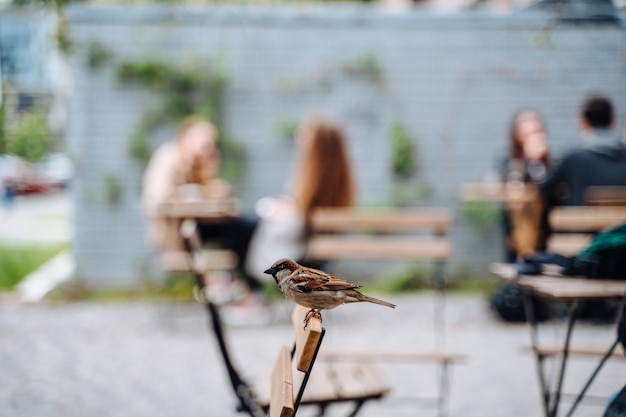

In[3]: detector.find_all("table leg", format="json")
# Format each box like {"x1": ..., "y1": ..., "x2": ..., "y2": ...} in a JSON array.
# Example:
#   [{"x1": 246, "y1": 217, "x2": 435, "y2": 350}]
[
  {"x1": 522, "y1": 289, "x2": 551, "y2": 417},
  {"x1": 565, "y1": 338, "x2": 620, "y2": 417},
  {"x1": 550, "y1": 301, "x2": 579, "y2": 417}
]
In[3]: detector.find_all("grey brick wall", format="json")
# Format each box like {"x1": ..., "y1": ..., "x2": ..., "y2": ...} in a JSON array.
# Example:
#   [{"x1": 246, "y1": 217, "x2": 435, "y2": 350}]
[{"x1": 66, "y1": 5, "x2": 626, "y2": 287}]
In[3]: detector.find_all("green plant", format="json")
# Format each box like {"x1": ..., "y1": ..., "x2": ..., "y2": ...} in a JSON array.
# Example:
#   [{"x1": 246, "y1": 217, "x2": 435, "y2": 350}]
[
  {"x1": 390, "y1": 122, "x2": 417, "y2": 180},
  {"x1": 389, "y1": 180, "x2": 434, "y2": 208},
  {"x1": 7, "y1": 109, "x2": 52, "y2": 163},
  {"x1": 0, "y1": 91, "x2": 6, "y2": 154},
  {"x1": 116, "y1": 57, "x2": 245, "y2": 182},
  {"x1": 0, "y1": 244, "x2": 66, "y2": 290},
  {"x1": 460, "y1": 200, "x2": 501, "y2": 238},
  {"x1": 274, "y1": 119, "x2": 299, "y2": 142},
  {"x1": 374, "y1": 262, "x2": 432, "y2": 293},
  {"x1": 341, "y1": 52, "x2": 385, "y2": 86},
  {"x1": 85, "y1": 40, "x2": 114, "y2": 69}
]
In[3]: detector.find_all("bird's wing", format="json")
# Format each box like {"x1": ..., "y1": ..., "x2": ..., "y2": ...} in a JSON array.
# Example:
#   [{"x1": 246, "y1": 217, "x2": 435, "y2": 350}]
[{"x1": 291, "y1": 267, "x2": 360, "y2": 292}]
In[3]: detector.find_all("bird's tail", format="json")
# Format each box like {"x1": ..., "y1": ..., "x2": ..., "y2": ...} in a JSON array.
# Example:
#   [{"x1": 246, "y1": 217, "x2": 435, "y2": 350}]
[{"x1": 362, "y1": 294, "x2": 396, "y2": 309}]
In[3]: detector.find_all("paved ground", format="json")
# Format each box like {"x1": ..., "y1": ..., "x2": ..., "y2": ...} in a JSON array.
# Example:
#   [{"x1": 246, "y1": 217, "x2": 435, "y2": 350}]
[
  {"x1": 0, "y1": 292, "x2": 623, "y2": 417},
  {"x1": 1, "y1": 191, "x2": 624, "y2": 417}
]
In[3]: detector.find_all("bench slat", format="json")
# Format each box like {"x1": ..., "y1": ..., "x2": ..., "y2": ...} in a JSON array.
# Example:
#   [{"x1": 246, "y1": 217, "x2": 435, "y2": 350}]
[
  {"x1": 307, "y1": 236, "x2": 452, "y2": 261},
  {"x1": 160, "y1": 249, "x2": 238, "y2": 272},
  {"x1": 547, "y1": 234, "x2": 594, "y2": 257},
  {"x1": 322, "y1": 350, "x2": 466, "y2": 364},
  {"x1": 309, "y1": 208, "x2": 453, "y2": 233},
  {"x1": 525, "y1": 345, "x2": 626, "y2": 360},
  {"x1": 270, "y1": 345, "x2": 294, "y2": 417},
  {"x1": 549, "y1": 206, "x2": 626, "y2": 232}
]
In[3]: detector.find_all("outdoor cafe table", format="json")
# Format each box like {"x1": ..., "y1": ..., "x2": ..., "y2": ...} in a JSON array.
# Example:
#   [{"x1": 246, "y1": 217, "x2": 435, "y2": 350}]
[
  {"x1": 490, "y1": 263, "x2": 626, "y2": 417},
  {"x1": 158, "y1": 197, "x2": 240, "y2": 221},
  {"x1": 156, "y1": 197, "x2": 241, "y2": 270}
]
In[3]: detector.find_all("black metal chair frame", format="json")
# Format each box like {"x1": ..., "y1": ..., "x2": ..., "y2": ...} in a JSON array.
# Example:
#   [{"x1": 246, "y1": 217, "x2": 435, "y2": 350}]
[{"x1": 522, "y1": 290, "x2": 626, "y2": 417}]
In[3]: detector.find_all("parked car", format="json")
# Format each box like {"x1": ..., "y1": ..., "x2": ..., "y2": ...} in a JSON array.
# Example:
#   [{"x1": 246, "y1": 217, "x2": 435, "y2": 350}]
[{"x1": 0, "y1": 154, "x2": 70, "y2": 195}]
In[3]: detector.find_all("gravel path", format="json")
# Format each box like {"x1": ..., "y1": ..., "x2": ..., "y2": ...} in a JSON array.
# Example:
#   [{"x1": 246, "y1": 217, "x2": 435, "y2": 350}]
[{"x1": 1, "y1": 293, "x2": 623, "y2": 417}]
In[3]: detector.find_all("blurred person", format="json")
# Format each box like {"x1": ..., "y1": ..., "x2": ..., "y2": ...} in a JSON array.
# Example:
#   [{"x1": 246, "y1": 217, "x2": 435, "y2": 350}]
[
  {"x1": 142, "y1": 116, "x2": 260, "y2": 294},
  {"x1": 491, "y1": 109, "x2": 555, "y2": 323},
  {"x1": 500, "y1": 109, "x2": 552, "y2": 262},
  {"x1": 245, "y1": 116, "x2": 356, "y2": 282},
  {"x1": 540, "y1": 94, "x2": 626, "y2": 207},
  {"x1": 539, "y1": 94, "x2": 626, "y2": 323}
]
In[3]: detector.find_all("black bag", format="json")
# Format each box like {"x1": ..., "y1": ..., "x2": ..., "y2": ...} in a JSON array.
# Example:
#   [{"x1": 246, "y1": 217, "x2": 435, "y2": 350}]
[{"x1": 489, "y1": 283, "x2": 555, "y2": 323}]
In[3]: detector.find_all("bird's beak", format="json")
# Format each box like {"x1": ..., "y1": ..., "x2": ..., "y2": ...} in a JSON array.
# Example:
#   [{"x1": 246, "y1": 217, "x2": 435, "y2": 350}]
[{"x1": 264, "y1": 268, "x2": 275, "y2": 275}]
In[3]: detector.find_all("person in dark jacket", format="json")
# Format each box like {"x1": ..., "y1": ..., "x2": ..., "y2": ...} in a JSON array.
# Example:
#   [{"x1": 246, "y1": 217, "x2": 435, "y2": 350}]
[
  {"x1": 540, "y1": 94, "x2": 626, "y2": 322},
  {"x1": 540, "y1": 94, "x2": 626, "y2": 207}
]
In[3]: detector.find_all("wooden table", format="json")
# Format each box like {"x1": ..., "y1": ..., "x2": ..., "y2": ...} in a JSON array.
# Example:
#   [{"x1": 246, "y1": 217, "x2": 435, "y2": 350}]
[
  {"x1": 156, "y1": 197, "x2": 241, "y2": 271},
  {"x1": 159, "y1": 197, "x2": 240, "y2": 221},
  {"x1": 491, "y1": 263, "x2": 626, "y2": 417}
]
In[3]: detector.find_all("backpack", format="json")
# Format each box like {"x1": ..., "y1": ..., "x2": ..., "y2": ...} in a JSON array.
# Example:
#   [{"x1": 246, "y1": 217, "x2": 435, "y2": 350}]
[{"x1": 567, "y1": 222, "x2": 626, "y2": 280}]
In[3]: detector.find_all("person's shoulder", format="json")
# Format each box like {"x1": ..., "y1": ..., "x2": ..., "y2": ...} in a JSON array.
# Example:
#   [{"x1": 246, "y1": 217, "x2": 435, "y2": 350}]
[{"x1": 557, "y1": 146, "x2": 589, "y2": 163}]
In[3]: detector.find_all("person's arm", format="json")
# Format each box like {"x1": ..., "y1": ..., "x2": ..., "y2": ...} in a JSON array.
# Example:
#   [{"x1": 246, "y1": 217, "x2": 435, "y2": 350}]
[{"x1": 142, "y1": 146, "x2": 178, "y2": 217}]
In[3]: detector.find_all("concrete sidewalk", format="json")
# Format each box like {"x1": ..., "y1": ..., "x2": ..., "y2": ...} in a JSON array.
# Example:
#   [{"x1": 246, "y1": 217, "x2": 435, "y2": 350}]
[
  {"x1": 0, "y1": 190, "x2": 72, "y2": 245},
  {"x1": 0, "y1": 292, "x2": 622, "y2": 417}
]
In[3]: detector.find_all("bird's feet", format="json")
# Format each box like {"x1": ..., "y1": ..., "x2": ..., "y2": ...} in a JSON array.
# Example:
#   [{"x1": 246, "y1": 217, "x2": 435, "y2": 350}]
[{"x1": 303, "y1": 309, "x2": 322, "y2": 330}]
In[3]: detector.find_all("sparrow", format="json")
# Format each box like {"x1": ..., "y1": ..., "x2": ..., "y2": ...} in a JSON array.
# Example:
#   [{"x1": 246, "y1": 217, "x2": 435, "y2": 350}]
[{"x1": 264, "y1": 258, "x2": 396, "y2": 327}]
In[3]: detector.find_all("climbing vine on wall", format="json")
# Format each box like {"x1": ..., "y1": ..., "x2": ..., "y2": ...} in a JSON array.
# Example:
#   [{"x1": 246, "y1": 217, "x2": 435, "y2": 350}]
[
  {"x1": 110, "y1": 56, "x2": 245, "y2": 183},
  {"x1": 114, "y1": 57, "x2": 245, "y2": 182},
  {"x1": 388, "y1": 122, "x2": 433, "y2": 207}
]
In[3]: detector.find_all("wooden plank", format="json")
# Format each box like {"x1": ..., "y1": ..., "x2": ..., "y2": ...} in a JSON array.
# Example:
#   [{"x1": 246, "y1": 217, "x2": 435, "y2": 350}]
[
  {"x1": 490, "y1": 263, "x2": 626, "y2": 300},
  {"x1": 585, "y1": 186, "x2": 626, "y2": 206},
  {"x1": 549, "y1": 206, "x2": 626, "y2": 232},
  {"x1": 306, "y1": 236, "x2": 452, "y2": 261},
  {"x1": 524, "y1": 345, "x2": 626, "y2": 360},
  {"x1": 547, "y1": 234, "x2": 593, "y2": 257},
  {"x1": 459, "y1": 182, "x2": 539, "y2": 203},
  {"x1": 309, "y1": 208, "x2": 453, "y2": 233},
  {"x1": 300, "y1": 363, "x2": 390, "y2": 403},
  {"x1": 160, "y1": 249, "x2": 237, "y2": 272},
  {"x1": 295, "y1": 366, "x2": 338, "y2": 403},
  {"x1": 158, "y1": 198, "x2": 239, "y2": 219},
  {"x1": 291, "y1": 305, "x2": 323, "y2": 373},
  {"x1": 270, "y1": 345, "x2": 294, "y2": 417},
  {"x1": 322, "y1": 350, "x2": 466, "y2": 364}
]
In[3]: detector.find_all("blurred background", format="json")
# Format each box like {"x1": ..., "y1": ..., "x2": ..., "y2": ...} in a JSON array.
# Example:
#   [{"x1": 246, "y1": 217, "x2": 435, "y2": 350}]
[
  {"x1": 1, "y1": 0, "x2": 626, "y2": 289},
  {"x1": 2, "y1": 2, "x2": 626, "y2": 417}
]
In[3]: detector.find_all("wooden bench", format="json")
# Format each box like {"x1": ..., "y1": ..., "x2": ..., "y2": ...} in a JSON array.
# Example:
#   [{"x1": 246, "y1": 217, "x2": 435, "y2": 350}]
[
  {"x1": 305, "y1": 207, "x2": 464, "y2": 417},
  {"x1": 263, "y1": 305, "x2": 390, "y2": 417},
  {"x1": 547, "y1": 206, "x2": 626, "y2": 256},
  {"x1": 307, "y1": 208, "x2": 453, "y2": 263}
]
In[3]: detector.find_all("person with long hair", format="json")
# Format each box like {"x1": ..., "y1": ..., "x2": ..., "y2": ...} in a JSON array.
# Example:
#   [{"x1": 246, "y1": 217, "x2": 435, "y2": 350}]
[
  {"x1": 499, "y1": 109, "x2": 552, "y2": 262},
  {"x1": 245, "y1": 116, "x2": 356, "y2": 280},
  {"x1": 291, "y1": 117, "x2": 355, "y2": 219},
  {"x1": 503, "y1": 109, "x2": 551, "y2": 185}
]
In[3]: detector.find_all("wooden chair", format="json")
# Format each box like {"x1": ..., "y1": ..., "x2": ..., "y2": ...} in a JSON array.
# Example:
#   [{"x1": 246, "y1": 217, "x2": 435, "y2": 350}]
[
  {"x1": 305, "y1": 207, "x2": 465, "y2": 417},
  {"x1": 263, "y1": 305, "x2": 390, "y2": 417},
  {"x1": 179, "y1": 220, "x2": 389, "y2": 417}
]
